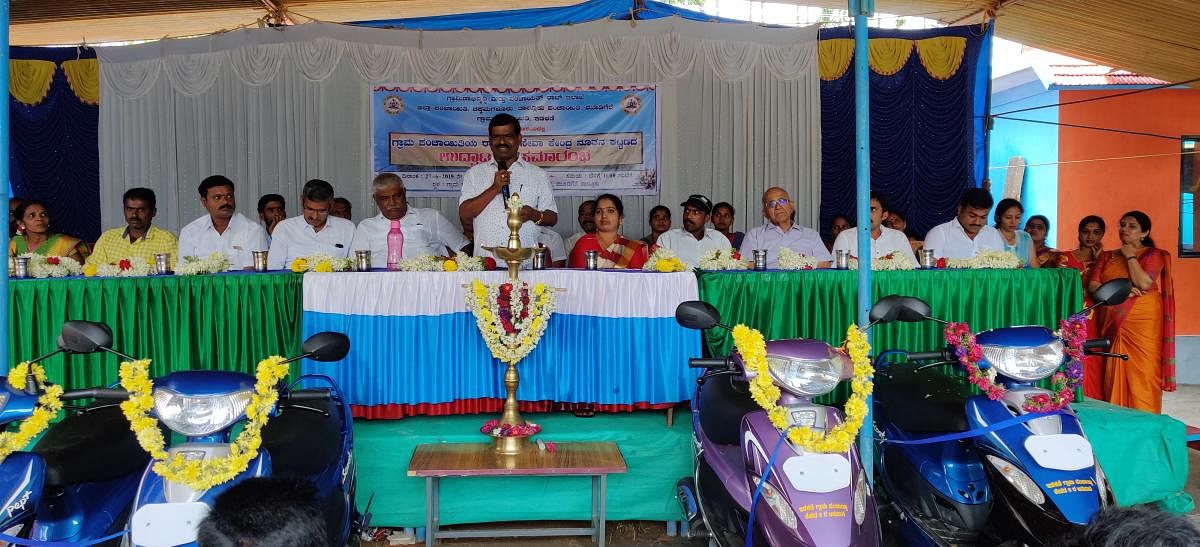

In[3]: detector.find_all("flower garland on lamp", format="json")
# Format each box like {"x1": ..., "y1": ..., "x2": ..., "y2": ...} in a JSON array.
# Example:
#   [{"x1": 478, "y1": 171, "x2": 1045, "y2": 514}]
[
  {"x1": 118, "y1": 357, "x2": 290, "y2": 491},
  {"x1": 465, "y1": 279, "x2": 557, "y2": 365},
  {"x1": 943, "y1": 314, "x2": 1087, "y2": 413},
  {"x1": 0, "y1": 363, "x2": 65, "y2": 462},
  {"x1": 732, "y1": 324, "x2": 873, "y2": 454}
]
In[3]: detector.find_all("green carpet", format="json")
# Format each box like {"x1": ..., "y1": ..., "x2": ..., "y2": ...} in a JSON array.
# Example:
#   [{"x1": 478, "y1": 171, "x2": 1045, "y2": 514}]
[{"x1": 353, "y1": 411, "x2": 694, "y2": 526}]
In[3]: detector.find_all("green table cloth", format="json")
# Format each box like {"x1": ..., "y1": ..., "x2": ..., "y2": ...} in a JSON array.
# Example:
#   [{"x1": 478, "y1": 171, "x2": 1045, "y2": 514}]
[{"x1": 8, "y1": 273, "x2": 303, "y2": 390}]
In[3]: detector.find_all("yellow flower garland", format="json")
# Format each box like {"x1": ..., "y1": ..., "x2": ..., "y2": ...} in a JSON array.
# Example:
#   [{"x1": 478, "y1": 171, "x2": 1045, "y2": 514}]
[
  {"x1": 119, "y1": 357, "x2": 290, "y2": 491},
  {"x1": 733, "y1": 324, "x2": 873, "y2": 454},
  {"x1": 0, "y1": 362, "x2": 64, "y2": 462},
  {"x1": 465, "y1": 279, "x2": 556, "y2": 364}
]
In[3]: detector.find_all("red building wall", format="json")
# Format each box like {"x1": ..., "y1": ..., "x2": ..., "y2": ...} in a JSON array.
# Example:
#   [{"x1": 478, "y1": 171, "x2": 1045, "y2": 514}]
[{"x1": 1057, "y1": 88, "x2": 1199, "y2": 334}]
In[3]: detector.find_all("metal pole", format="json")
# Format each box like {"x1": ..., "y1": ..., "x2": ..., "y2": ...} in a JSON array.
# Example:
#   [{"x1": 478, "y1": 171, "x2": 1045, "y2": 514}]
[
  {"x1": 851, "y1": 0, "x2": 874, "y2": 482},
  {"x1": 1, "y1": 0, "x2": 11, "y2": 368}
]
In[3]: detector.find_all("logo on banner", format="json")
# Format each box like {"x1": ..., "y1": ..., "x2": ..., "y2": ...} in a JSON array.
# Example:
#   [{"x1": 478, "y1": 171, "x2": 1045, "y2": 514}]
[
  {"x1": 621, "y1": 94, "x2": 643, "y2": 115},
  {"x1": 383, "y1": 95, "x2": 405, "y2": 115}
]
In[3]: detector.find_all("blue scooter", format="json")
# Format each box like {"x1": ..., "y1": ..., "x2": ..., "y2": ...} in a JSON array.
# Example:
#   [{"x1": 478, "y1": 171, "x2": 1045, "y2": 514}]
[
  {"x1": 0, "y1": 321, "x2": 149, "y2": 545},
  {"x1": 109, "y1": 330, "x2": 358, "y2": 547},
  {"x1": 869, "y1": 279, "x2": 1131, "y2": 546}
]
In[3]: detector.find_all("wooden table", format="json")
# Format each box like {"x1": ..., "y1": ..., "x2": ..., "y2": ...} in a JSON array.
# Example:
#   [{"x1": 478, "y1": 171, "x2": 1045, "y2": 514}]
[{"x1": 407, "y1": 441, "x2": 628, "y2": 545}]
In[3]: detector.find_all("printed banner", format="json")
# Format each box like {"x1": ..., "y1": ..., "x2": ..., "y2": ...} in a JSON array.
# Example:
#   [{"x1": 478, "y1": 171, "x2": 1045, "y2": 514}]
[{"x1": 371, "y1": 85, "x2": 658, "y2": 196}]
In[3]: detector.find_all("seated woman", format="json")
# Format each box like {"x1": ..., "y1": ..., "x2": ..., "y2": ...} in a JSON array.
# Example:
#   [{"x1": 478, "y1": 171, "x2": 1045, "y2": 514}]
[
  {"x1": 994, "y1": 198, "x2": 1038, "y2": 267},
  {"x1": 1050, "y1": 215, "x2": 1106, "y2": 398},
  {"x1": 569, "y1": 193, "x2": 649, "y2": 269},
  {"x1": 8, "y1": 200, "x2": 90, "y2": 262},
  {"x1": 1025, "y1": 215, "x2": 1056, "y2": 266},
  {"x1": 641, "y1": 205, "x2": 671, "y2": 247}
]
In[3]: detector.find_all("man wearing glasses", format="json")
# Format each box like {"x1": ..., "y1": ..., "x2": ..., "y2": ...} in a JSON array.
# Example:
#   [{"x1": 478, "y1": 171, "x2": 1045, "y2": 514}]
[
  {"x1": 266, "y1": 179, "x2": 355, "y2": 270},
  {"x1": 655, "y1": 194, "x2": 732, "y2": 268},
  {"x1": 740, "y1": 187, "x2": 831, "y2": 268}
]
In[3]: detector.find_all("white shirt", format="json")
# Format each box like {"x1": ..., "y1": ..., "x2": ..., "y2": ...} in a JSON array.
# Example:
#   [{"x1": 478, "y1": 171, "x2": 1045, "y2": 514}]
[
  {"x1": 923, "y1": 219, "x2": 1006, "y2": 259},
  {"x1": 266, "y1": 215, "x2": 355, "y2": 270},
  {"x1": 350, "y1": 209, "x2": 469, "y2": 267},
  {"x1": 656, "y1": 227, "x2": 732, "y2": 268},
  {"x1": 832, "y1": 225, "x2": 917, "y2": 263},
  {"x1": 459, "y1": 156, "x2": 558, "y2": 258},
  {"x1": 538, "y1": 228, "x2": 567, "y2": 263},
  {"x1": 739, "y1": 221, "x2": 832, "y2": 268},
  {"x1": 177, "y1": 212, "x2": 269, "y2": 270},
  {"x1": 564, "y1": 231, "x2": 586, "y2": 254}
]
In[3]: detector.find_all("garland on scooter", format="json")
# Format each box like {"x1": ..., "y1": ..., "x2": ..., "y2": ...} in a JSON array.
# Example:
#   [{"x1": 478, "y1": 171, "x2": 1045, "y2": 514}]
[
  {"x1": 944, "y1": 313, "x2": 1088, "y2": 413},
  {"x1": 118, "y1": 357, "x2": 290, "y2": 490},
  {"x1": 0, "y1": 363, "x2": 64, "y2": 462},
  {"x1": 733, "y1": 324, "x2": 872, "y2": 454}
]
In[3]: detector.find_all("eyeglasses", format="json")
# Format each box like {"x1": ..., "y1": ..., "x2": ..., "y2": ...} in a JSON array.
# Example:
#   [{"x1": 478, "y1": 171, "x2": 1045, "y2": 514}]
[{"x1": 766, "y1": 198, "x2": 791, "y2": 209}]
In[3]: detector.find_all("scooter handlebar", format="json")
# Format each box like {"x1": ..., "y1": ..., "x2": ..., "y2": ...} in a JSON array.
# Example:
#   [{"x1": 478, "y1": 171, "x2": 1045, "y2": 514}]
[
  {"x1": 689, "y1": 358, "x2": 731, "y2": 369},
  {"x1": 61, "y1": 388, "x2": 130, "y2": 401},
  {"x1": 1083, "y1": 338, "x2": 1111, "y2": 350},
  {"x1": 906, "y1": 349, "x2": 950, "y2": 361},
  {"x1": 282, "y1": 389, "x2": 333, "y2": 401}
]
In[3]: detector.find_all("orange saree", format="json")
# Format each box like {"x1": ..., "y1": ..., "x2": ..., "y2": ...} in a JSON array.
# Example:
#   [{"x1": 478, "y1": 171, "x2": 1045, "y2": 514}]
[{"x1": 1087, "y1": 249, "x2": 1176, "y2": 413}]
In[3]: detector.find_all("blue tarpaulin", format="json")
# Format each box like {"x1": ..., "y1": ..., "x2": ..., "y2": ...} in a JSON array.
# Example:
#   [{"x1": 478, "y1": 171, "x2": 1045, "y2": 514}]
[{"x1": 352, "y1": 0, "x2": 742, "y2": 30}]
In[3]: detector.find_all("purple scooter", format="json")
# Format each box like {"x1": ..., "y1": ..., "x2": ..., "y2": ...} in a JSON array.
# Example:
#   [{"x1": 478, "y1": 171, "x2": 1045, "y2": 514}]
[{"x1": 675, "y1": 301, "x2": 882, "y2": 546}]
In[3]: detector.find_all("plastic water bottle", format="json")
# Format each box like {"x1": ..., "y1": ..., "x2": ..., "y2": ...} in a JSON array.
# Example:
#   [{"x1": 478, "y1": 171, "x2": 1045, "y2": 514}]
[{"x1": 387, "y1": 219, "x2": 404, "y2": 270}]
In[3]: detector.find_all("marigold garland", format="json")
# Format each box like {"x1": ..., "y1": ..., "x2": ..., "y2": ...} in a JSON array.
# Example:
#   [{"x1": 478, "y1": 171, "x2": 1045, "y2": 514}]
[
  {"x1": 464, "y1": 279, "x2": 557, "y2": 364},
  {"x1": 943, "y1": 314, "x2": 1087, "y2": 413},
  {"x1": 119, "y1": 357, "x2": 290, "y2": 491},
  {"x1": 0, "y1": 362, "x2": 64, "y2": 463},
  {"x1": 733, "y1": 324, "x2": 873, "y2": 454}
]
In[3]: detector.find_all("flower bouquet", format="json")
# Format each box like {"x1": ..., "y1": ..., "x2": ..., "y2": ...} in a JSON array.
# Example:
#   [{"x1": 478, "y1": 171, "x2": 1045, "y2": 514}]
[
  {"x1": 176, "y1": 252, "x2": 232, "y2": 275},
  {"x1": 84, "y1": 257, "x2": 155, "y2": 277},
  {"x1": 643, "y1": 248, "x2": 686, "y2": 272},
  {"x1": 697, "y1": 248, "x2": 749, "y2": 270},
  {"x1": 776, "y1": 248, "x2": 819, "y2": 270},
  {"x1": 18, "y1": 253, "x2": 83, "y2": 278},
  {"x1": 946, "y1": 250, "x2": 1021, "y2": 269},
  {"x1": 290, "y1": 253, "x2": 353, "y2": 273}
]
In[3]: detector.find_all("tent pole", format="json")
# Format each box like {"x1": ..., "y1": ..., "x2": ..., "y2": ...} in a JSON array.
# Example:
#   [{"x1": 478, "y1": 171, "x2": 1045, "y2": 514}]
[
  {"x1": 1, "y1": 0, "x2": 10, "y2": 369},
  {"x1": 851, "y1": 0, "x2": 874, "y2": 483}
]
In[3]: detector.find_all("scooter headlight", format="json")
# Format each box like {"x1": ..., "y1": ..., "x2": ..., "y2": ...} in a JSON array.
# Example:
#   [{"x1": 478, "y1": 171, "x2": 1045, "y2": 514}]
[
  {"x1": 986, "y1": 455, "x2": 1045, "y2": 505},
  {"x1": 153, "y1": 388, "x2": 254, "y2": 436},
  {"x1": 853, "y1": 470, "x2": 868, "y2": 525},
  {"x1": 766, "y1": 352, "x2": 845, "y2": 396},
  {"x1": 979, "y1": 339, "x2": 1064, "y2": 382}
]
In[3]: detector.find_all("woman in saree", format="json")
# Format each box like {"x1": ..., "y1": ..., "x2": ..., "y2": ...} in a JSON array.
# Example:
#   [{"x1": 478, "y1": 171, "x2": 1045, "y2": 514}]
[
  {"x1": 9, "y1": 200, "x2": 90, "y2": 263},
  {"x1": 1051, "y1": 215, "x2": 1106, "y2": 398},
  {"x1": 1025, "y1": 215, "x2": 1056, "y2": 267},
  {"x1": 1087, "y1": 211, "x2": 1175, "y2": 413},
  {"x1": 569, "y1": 194, "x2": 649, "y2": 269},
  {"x1": 994, "y1": 198, "x2": 1038, "y2": 267}
]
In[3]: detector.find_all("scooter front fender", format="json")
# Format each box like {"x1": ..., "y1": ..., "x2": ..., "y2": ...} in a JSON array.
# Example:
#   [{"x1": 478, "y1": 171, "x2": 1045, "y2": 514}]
[{"x1": 0, "y1": 452, "x2": 43, "y2": 532}]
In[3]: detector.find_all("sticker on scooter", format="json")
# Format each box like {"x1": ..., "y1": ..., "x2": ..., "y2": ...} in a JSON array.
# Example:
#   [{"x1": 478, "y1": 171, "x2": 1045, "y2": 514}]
[
  {"x1": 1045, "y1": 479, "x2": 1095, "y2": 496},
  {"x1": 798, "y1": 502, "x2": 849, "y2": 520},
  {"x1": 4, "y1": 490, "x2": 31, "y2": 518}
]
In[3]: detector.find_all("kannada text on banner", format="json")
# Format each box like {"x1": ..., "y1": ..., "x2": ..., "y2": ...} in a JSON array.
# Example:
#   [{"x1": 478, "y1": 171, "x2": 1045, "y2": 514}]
[{"x1": 371, "y1": 85, "x2": 658, "y2": 197}]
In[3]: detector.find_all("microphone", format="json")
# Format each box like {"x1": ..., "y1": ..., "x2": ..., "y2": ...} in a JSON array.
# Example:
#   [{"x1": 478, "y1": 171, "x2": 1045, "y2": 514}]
[{"x1": 497, "y1": 160, "x2": 510, "y2": 204}]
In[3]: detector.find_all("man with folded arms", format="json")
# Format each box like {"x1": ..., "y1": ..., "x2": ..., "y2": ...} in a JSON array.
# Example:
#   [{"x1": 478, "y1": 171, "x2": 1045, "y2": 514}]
[
  {"x1": 831, "y1": 191, "x2": 917, "y2": 263},
  {"x1": 923, "y1": 187, "x2": 1005, "y2": 259},
  {"x1": 656, "y1": 194, "x2": 731, "y2": 268},
  {"x1": 740, "y1": 187, "x2": 831, "y2": 268},
  {"x1": 177, "y1": 175, "x2": 268, "y2": 270},
  {"x1": 267, "y1": 179, "x2": 355, "y2": 270},
  {"x1": 87, "y1": 187, "x2": 177, "y2": 267}
]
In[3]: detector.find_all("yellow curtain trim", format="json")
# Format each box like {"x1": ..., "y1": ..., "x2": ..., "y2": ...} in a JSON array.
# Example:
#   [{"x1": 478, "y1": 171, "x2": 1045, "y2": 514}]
[
  {"x1": 9, "y1": 60, "x2": 56, "y2": 106},
  {"x1": 62, "y1": 59, "x2": 100, "y2": 105},
  {"x1": 867, "y1": 38, "x2": 913, "y2": 76},
  {"x1": 915, "y1": 36, "x2": 967, "y2": 80},
  {"x1": 818, "y1": 39, "x2": 854, "y2": 81}
]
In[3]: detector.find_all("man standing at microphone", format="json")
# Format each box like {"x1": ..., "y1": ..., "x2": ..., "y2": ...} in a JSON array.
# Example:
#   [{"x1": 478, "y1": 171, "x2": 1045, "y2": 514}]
[{"x1": 459, "y1": 113, "x2": 558, "y2": 260}]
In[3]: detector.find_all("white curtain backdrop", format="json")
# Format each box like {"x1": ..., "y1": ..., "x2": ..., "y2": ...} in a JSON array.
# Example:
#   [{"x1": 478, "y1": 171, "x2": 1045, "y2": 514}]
[{"x1": 97, "y1": 18, "x2": 820, "y2": 242}]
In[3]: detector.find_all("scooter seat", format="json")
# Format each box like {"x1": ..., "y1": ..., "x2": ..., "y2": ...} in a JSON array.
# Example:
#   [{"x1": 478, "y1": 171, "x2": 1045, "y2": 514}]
[
  {"x1": 32, "y1": 404, "x2": 151, "y2": 488},
  {"x1": 261, "y1": 396, "x2": 344, "y2": 477},
  {"x1": 875, "y1": 366, "x2": 972, "y2": 434},
  {"x1": 697, "y1": 374, "x2": 760, "y2": 446}
]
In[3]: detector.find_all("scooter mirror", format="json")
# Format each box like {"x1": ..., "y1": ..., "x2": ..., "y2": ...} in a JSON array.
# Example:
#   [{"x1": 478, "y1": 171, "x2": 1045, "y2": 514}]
[
  {"x1": 1093, "y1": 278, "x2": 1132, "y2": 307},
  {"x1": 868, "y1": 296, "x2": 905, "y2": 323},
  {"x1": 302, "y1": 332, "x2": 351, "y2": 362},
  {"x1": 895, "y1": 297, "x2": 933, "y2": 322},
  {"x1": 675, "y1": 301, "x2": 722, "y2": 330},
  {"x1": 57, "y1": 321, "x2": 114, "y2": 354}
]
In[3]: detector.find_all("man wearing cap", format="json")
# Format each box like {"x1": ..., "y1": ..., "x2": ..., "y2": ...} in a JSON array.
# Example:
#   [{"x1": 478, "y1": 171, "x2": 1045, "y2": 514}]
[
  {"x1": 740, "y1": 186, "x2": 831, "y2": 268},
  {"x1": 655, "y1": 194, "x2": 732, "y2": 268}
]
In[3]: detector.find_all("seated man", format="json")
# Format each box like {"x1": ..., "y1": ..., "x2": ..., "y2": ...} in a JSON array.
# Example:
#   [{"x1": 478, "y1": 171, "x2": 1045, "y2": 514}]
[
  {"x1": 740, "y1": 187, "x2": 831, "y2": 268},
  {"x1": 257, "y1": 194, "x2": 286, "y2": 239},
  {"x1": 178, "y1": 175, "x2": 268, "y2": 270},
  {"x1": 656, "y1": 194, "x2": 731, "y2": 267},
  {"x1": 331, "y1": 197, "x2": 352, "y2": 220},
  {"x1": 564, "y1": 199, "x2": 597, "y2": 253},
  {"x1": 196, "y1": 477, "x2": 327, "y2": 547},
  {"x1": 86, "y1": 187, "x2": 177, "y2": 267},
  {"x1": 538, "y1": 226, "x2": 567, "y2": 268},
  {"x1": 831, "y1": 191, "x2": 917, "y2": 263},
  {"x1": 351, "y1": 173, "x2": 468, "y2": 265},
  {"x1": 923, "y1": 187, "x2": 1005, "y2": 259},
  {"x1": 712, "y1": 201, "x2": 745, "y2": 249},
  {"x1": 267, "y1": 179, "x2": 355, "y2": 270}
]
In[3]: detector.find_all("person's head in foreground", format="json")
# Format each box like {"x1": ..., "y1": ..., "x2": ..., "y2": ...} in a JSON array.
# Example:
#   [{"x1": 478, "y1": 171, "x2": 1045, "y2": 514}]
[
  {"x1": 196, "y1": 477, "x2": 328, "y2": 547},
  {"x1": 1050, "y1": 505, "x2": 1200, "y2": 547}
]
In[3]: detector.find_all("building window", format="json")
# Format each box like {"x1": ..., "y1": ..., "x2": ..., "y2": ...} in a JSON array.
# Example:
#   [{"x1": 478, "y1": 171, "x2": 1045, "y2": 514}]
[{"x1": 1183, "y1": 137, "x2": 1198, "y2": 257}]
